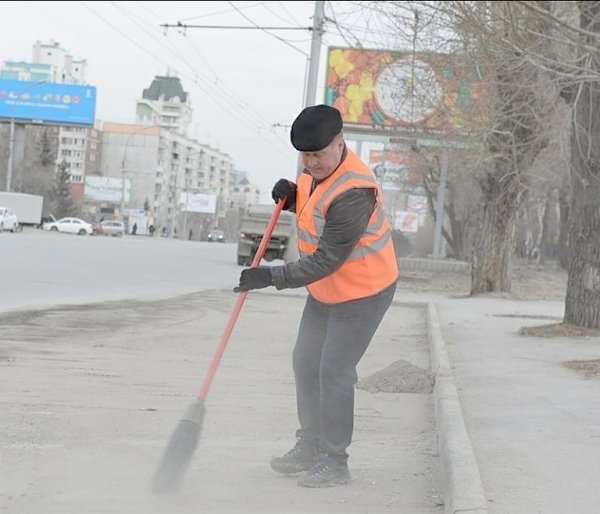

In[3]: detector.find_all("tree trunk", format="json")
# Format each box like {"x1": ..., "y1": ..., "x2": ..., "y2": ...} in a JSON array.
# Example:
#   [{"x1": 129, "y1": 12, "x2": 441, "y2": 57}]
[
  {"x1": 470, "y1": 59, "x2": 545, "y2": 294},
  {"x1": 471, "y1": 199, "x2": 512, "y2": 293},
  {"x1": 563, "y1": 1, "x2": 600, "y2": 328},
  {"x1": 557, "y1": 180, "x2": 570, "y2": 269},
  {"x1": 564, "y1": 172, "x2": 600, "y2": 326},
  {"x1": 537, "y1": 190, "x2": 552, "y2": 265},
  {"x1": 445, "y1": 182, "x2": 471, "y2": 260}
]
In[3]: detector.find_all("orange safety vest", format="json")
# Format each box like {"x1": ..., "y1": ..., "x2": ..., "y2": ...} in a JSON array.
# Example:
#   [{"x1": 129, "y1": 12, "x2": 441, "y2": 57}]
[{"x1": 296, "y1": 148, "x2": 399, "y2": 304}]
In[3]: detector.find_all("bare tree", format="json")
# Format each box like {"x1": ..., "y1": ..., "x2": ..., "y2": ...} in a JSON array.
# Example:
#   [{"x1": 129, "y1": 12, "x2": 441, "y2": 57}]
[
  {"x1": 445, "y1": 2, "x2": 557, "y2": 293},
  {"x1": 360, "y1": 1, "x2": 560, "y2": 291},
  {"x1": 514, "y1": 101, "x2": 570, "y2": 264},
  {"x1": 413, "y1": 147, "x2": 481, "y2": 259},
  {"x1": 562, "y1": 1, "x2": 600, "y2": 327}
]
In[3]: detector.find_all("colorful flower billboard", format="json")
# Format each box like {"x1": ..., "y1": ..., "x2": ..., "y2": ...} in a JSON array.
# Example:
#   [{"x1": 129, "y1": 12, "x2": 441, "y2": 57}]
[{"x1": 325, "y1": 47, "x2": 487, "y2": 137}]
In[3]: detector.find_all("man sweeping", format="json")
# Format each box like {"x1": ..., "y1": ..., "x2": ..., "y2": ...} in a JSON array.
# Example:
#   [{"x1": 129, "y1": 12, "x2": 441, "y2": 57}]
[{"x1": 234, "y1": 104, "x2": 399, "y2": 487}]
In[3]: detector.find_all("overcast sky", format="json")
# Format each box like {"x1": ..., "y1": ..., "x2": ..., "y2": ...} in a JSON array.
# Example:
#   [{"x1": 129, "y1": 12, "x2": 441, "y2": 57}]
[{"x1": 0, "y1": 1, "x2": 393, "y2": 202}]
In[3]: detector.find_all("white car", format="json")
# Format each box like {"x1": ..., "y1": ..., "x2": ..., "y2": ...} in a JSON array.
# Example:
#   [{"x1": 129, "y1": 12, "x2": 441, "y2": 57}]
[
  {"x1": 100, "y1": 220, "x2": 125, "y2": 237},
  {"x1": 0, "y1": 206, "x2": 19, "y2": 232},
  {"x1": 43, "y1": 217, "x2": 93, "y2": 235}
]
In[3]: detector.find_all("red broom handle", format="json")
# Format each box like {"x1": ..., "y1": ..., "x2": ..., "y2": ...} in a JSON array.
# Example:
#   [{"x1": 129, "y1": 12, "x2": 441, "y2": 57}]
[{"x1": 198, "y1": 199, "x2": 286, "y2": 400}]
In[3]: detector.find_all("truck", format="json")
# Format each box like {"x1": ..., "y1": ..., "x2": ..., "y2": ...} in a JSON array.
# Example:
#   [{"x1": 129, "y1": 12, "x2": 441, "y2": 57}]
[
  {"x1": 237, "y1": 203, "x2": 294, "y2": 266},
  {"x1": 0, "y1": 192, "x2": 44, "y2": 226}
]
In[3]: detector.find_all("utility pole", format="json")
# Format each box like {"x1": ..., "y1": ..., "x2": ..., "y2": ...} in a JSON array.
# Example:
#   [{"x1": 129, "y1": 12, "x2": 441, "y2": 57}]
[
  {"x1": 303, "y1": 1, "x2": 325, "y2": 109},
  {"x1": 182, "y1": 187, "x2": 190, "y2": 239},
  {"x1": 6, "y1": 117, "x2": 15, "y2": 192},
  {"x1": 286, "y1": 1, "x2": 325, "y2": 263},
  {"x1": 432, "y1": 147, "x2": 449, "y2": 258},
  {"x1": 160, "y1": 4, "x2": 326, "y2": 254}
]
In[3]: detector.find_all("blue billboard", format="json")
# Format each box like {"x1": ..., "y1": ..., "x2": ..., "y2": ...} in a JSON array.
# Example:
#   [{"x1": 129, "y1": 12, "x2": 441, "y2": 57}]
[{"x1": 0, "y1": 79, "x2": 96, "y2": 126}]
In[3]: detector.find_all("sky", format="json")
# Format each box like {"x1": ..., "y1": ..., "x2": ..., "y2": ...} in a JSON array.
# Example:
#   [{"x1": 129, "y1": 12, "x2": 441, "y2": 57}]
[{"x1": 0, "y1": 1, "x2": 392, "y2": 203}]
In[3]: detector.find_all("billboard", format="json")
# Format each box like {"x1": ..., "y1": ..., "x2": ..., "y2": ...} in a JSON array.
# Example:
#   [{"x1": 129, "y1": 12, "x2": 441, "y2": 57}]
[
  {"x1": 84, "y1": 176, "x2": 130, "y2": 203},
  {"x1": 179, "y1": 192, "x2": 217, "y2": 214},
  {"x1": 394, "y1": 211, "x2": 419, "y2": 233},
  {"x1": 325, "y1": 47, "x2": 488, "y2": 137},
  {"x1": 369, "y1": 150, "x2": 423, "y2": 192},
  {"x1": 0, "y1": 79, "x2": 96, "y2": 126},
  {"x1": 407, "y1": 194, "x2": 428, "y2": 215}
]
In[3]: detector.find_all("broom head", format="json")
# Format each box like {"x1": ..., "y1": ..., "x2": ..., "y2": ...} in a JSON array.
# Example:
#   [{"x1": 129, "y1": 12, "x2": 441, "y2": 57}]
[{"x1": 151, "y1": 399, "x2": 206, "y2": 494}]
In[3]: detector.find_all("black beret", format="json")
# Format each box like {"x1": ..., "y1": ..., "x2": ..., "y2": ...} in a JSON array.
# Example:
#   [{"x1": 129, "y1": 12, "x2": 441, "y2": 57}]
[{"x1": 290, "y1": 105, "x2": 343, "y2": 151}]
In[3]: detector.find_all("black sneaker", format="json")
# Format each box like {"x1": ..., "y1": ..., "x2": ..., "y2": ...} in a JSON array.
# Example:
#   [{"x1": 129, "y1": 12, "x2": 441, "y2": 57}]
[
  {"x1": 297, "y1": 455, "x2": 351, "y2": 488},
  {"x1": 270, "y1": 441, "x2": 318, "y2": 474}
]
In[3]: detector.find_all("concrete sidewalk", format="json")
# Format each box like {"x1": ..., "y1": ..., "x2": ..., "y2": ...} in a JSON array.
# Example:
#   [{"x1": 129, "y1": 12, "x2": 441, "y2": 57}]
[
  {"x1": 0, "y1": 289, "x2": 442, "y2": 514},
  {"x1": 410, "y1": 291, "x2": 600, "y2": 514}
]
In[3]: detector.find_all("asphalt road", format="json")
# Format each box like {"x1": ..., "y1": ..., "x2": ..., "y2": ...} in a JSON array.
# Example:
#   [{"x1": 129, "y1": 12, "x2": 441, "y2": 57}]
[
  {"x1": 0, "y1": 228, "x2": 443, "y2": 513},
  {"x1": 1, "y1": 228, "x2": 245, "y2": 314}
]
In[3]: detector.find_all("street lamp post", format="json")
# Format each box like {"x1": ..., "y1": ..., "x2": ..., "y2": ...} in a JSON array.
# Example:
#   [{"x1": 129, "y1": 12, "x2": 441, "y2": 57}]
[
  {"x1": 6, "y1": 117, "x2": 15, "y2": 192},
  {"x1": 5, "y1": 80, "x2": 47, "y2": 192},
  {"x1": 182, "y1": 187, "x2": 190, "y2": 239},
  {"x1": 120, "y1": 168, "x2": 128, "y2": 222}
]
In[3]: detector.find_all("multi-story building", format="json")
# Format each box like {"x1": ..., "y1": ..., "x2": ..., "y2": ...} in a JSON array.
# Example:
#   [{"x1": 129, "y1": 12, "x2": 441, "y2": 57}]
[
  {"x1": 58, "y1": 125, "x2": 102, "y2": 201},
  {"x1": 135, "y1": 75, "x2": 192, "y2": 136},
  {"x1": 0, "y1": 61, "x2": 53, "y2": 83},
  {"x1": 98, "y1": 121, "x2": 235, "y2": 237},
  {"x1": 134, "y1": 75, "x2": 237, "y2": 236},
  {"x1": 97, "y1": 122, "x2": 160, "y2": 215},
  {"x1": 1, "y1": 40, "x2": 87, "y2": 84},
  {"x1": 31, "y1": 40, "x2": 88, "y2": 84},
  {"x1": 153, "y1": 131, "x2": 235, "y2": 236},
  {"x1": 232, "y1": 172, "x2": 261, "y2": 209}
]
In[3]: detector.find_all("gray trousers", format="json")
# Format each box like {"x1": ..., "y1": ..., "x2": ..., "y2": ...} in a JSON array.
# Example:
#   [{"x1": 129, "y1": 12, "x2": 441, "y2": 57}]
[{"x1": 292, "y1": 281, "x2": 396, "y2": 463}]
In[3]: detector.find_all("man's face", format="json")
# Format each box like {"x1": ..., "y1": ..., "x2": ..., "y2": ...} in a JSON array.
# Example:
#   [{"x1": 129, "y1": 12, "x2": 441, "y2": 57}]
[{"x1": 299, "y1": 135, "x2": 345, "y2": 181}]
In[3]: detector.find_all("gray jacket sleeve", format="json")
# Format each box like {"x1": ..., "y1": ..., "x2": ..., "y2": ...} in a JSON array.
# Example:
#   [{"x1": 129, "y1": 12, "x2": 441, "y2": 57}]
[{"x1": 270, "y1": 187, "x2": 377, "y2": 289}]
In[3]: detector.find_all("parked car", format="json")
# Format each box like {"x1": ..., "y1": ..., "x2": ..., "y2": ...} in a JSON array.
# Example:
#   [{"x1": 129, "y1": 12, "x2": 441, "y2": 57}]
[
  {"x1": 207, "y1": 228, "x2": 225, "y2": 243},
  {"x1": 100, "y1": 220, "x2": 125, "y2": 237},
  {"x1": 0, "y1": 206, "x2": 20, "y2": 233},
  {"x1": 43, "y1": 217, "x2": 93, "y2": 235}
]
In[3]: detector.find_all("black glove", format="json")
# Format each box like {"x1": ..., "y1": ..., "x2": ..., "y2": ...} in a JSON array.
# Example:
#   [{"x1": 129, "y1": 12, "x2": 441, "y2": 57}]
[
  {"x1": 271, "y1": 178, "x2": 297, "y2": 211},
  {"x1": 233, "y1": 267, "x2": 274, "y2": 293}
]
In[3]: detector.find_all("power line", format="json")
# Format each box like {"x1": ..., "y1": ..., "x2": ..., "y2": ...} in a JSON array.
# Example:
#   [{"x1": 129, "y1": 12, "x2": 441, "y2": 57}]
[
  {"x1": 160, "y1": 22, "x2": 310, "y2": 31},
  {"x1": 81, "y1": 1, "x2": 290, "y2": 155},
  {"x1": 226, "y1": 0, "x2": 309, "y2": 57},
  {"x1": 175, "y1": 2, "x2": 265, "y2": 23}
]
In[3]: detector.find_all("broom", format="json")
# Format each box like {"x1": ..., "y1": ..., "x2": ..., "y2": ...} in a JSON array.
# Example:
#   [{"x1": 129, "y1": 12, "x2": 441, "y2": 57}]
[{"x1": 151, "y1": 199, "x2": 286, "y2": 494}]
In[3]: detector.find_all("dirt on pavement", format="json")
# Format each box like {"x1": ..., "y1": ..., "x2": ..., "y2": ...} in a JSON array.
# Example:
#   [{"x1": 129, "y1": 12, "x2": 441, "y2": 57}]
[{"x1": 0, "y1": 290, "x2": 443, "y2": 514}]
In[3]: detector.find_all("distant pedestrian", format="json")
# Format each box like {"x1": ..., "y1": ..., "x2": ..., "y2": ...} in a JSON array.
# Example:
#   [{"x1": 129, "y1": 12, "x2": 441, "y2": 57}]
[
  {"x1": 149, "y1": 224, "x2": 155, "y2": 237},
  {"x1": 132, "y1": 223, "x2": 137, "y2": 236},
  {"x1": 188, "y1": 228, "x2": 193, "y2": 240}
]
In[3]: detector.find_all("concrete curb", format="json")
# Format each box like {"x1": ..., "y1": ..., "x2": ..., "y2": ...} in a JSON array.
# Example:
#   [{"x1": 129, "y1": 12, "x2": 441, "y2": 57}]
[{"x1": 427, "y1": 302, "x2": 488, "y2": 514}]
